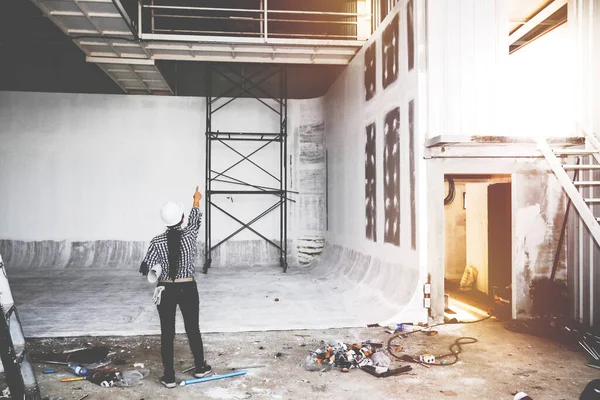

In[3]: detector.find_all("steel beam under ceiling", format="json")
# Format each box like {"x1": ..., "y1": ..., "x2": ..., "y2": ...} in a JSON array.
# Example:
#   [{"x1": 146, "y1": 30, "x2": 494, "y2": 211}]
[{"x1": 29, "y1": 0, "x2": 173, "y2": 95}]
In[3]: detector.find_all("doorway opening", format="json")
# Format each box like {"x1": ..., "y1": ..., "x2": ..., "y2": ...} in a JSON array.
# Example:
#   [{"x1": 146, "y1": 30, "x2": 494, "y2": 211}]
[{"x1": 443, "y1": 174, "x2": 512, "y2": 321}]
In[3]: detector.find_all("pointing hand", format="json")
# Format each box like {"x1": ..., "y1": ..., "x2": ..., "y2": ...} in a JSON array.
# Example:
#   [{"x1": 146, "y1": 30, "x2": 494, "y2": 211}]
[{"x1": 194, "y1": 186, "x2": 203, "y2": 202}]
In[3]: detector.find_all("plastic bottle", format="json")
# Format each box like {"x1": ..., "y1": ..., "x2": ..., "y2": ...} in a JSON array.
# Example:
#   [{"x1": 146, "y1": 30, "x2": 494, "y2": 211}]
[{"x1": 67, "y1": 362, "x2": 89, "y2": 376}]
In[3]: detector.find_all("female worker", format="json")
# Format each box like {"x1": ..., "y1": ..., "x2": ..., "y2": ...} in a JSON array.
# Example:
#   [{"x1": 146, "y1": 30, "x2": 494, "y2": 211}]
[{"x1": 139, "y1": 186, "x2": 211, "y2": 388}]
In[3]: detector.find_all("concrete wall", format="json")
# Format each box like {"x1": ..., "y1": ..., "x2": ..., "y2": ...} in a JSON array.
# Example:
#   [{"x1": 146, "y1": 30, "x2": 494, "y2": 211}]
[
  {"x1": 444, "y1": 182, "x2": 466, "y2": 281},
  {"x1": 465, "y1": 183, "x2": 489, "y2": 294},
  {"x1": 324, "y1": 0, "x2": 427, "y2": 324},
  {"x1": 513, "y1": 167, "x2": 567, "y2": 317},
  {"x1": 0, "y1": 91, "x2": 326, "y2": 268}
]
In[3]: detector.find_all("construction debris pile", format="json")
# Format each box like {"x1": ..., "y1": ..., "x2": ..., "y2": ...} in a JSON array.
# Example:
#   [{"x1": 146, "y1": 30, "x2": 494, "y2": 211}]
[
  {"x1": 31, "y1": 346, "x2": 149, "y2": 388},
  {"x1": 304, "y1": 341, "x2": 412, "y2": 377}
]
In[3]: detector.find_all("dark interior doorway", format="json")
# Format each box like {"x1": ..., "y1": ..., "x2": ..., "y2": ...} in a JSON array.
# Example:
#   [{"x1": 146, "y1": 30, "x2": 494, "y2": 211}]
[{"x1": 443, "y1": 175, "x2": 512, "y2": 320}]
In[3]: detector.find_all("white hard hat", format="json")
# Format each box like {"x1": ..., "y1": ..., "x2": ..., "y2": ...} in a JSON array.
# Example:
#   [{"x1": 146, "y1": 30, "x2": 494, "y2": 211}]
[{"x1": 160, "y1": 201, "x2": 184, "y2": 226}]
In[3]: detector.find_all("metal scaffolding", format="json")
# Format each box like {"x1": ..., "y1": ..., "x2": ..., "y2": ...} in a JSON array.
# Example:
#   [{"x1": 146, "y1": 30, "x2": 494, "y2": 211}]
[{"x1": 204, "y1": 64, "x2": 289, "y2": 273}]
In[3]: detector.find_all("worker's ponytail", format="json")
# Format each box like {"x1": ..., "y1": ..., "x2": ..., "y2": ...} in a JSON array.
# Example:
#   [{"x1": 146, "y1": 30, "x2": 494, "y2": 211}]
[{"x1": 166, "y1": 216, "x2": 183, "y2": 280}]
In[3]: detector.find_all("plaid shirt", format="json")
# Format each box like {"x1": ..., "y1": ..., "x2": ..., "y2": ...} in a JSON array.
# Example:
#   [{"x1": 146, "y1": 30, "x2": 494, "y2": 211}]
[{"x1": 139, "y1": 207, "x2": 202, "y2": 280}]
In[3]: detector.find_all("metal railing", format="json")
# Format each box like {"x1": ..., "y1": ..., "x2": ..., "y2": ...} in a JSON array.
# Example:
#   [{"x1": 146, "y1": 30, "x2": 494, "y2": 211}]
[{"x1": 138, "y1": 0, "x2": 370, "y2": 41}]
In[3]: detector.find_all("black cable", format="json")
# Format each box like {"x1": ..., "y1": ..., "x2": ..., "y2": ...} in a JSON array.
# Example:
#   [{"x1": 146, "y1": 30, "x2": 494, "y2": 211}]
[
  {"x1": 446, "y1": 315, "x2": 492, "y2": 324},
  {"x1": 444, "y1": 176, "x2": 455, "y2": 205},
  {"x1": 429, "y1": 337, "x2": 478, "y2": 366},
  {"x1": 387, "y1": 316, "x2": 490, "y2": 367}
]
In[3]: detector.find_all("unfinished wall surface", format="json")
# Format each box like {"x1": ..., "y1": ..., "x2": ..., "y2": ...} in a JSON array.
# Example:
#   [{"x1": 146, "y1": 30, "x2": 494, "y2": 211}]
[
  {"x1": 0, "y1": 90, "x2": 325, "y2": 269},
  {"x1": 324, "y1": 0, "x2": 427, "y2": 324},
  {"x1": 513, "y1": 167, "x2": 567, "y2": 317},
  {"x1": 288, "y1": 99, "x2": 327, "y2": 264}
]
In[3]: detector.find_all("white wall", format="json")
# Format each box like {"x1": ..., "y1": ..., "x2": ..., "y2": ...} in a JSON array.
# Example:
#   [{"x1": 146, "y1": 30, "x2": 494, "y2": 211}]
[
  {"x1": 426, "y1": 0, "x2": 507, "y2": 138},
  {"x1": 465, "y1": 183, "x2": 489, "y2": 294},
  {"x1": 444, "y1": 182, "x2": 466, "y2": 281},
  {"x1": 324, "y1": 1, "x2": 427, "y2": 323},
  {"x1": 505, "y1": 24, "x2": 573, "y2": 137},
  {"x1": 0, "y1": 91, "x2": 323, "y2": 245}
]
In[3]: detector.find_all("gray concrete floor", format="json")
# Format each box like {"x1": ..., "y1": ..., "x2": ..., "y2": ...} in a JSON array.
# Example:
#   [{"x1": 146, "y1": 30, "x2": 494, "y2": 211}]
[
  {"x1": 8, "y1": 264, "x2": 402, "y2": 338},
  {"x1": 5, "y1": 320, "x2": 598, "y2": 400}
]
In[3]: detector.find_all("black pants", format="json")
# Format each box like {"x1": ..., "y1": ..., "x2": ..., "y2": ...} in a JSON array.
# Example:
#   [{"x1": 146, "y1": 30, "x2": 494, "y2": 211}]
[{"x1": 156, "y1": 281, "x2": 205, "y2": 380}]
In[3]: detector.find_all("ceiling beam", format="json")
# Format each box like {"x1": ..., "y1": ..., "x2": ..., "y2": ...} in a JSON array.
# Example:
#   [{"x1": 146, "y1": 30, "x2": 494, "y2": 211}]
[
  {"x1": 86, "y1": 56, "x2": 155, "y2": 65},
  {"x1": 509, "y1": 0, "x2": 567, "y2": 46}
]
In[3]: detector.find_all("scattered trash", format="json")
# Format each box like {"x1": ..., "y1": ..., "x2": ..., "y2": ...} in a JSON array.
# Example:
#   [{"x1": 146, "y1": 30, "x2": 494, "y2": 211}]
[
  {"x1": 37, "y1": 360, "x2": 68, "y2": 366},
  {"x1": 274, "y1": 298, "x2": 279, "y2": 302},
  {"x1": 68, "y1": 362, "x2": 90, "y2": 377},
  {"x1": 88, "y1": 369, "x2": 121, "y2": 387},
  {"x1": 43, "y1": 369, "x2": 56, "y2": 374},
  {"x1": 180, "y1": 370, "x2": 247, "y2": 386},
  {"x1": 33, "y1": 346, "x2": 110, "y2": 367},
  {"x1": 275, "y1": 352, "x2": 283, "y2": 358},
  {"x1": 258, "y1": 346, "x2": 264, "y2": 350},
  {"x1": 68, "y1": 347, "x2": 110, "y2": 364},
  {"x1": 182, "y1": 366, "x2": 195, "y2": 373},
  {"x1": 0, "y1": 388, "x2": 9, "y2": 399},
  {"x1": 115, "y1": 369, "x2": 150, "y2": 387},
  {"x1": 459, "y1": 265, "x2": 478, "y2": 291},
  {"x1": 133, "y1": 363, "x2": 145, "y2": 369},
  {"x1": 304, "y1": 341, "x2": 386, "y2": 373},
  {"x1": 371, "y1": 351, "x2": 391, "y2": 368},
  {"x1": 367, "y1": 323, "x2": 381, "y2": 328},
  {"x1": 61, "y1": 377, "x2": 86, "y2": 383},
  {"x1": 76, "y1": 395, "x2": 89, "y2": 400},
  {"x1": 419, "y1": 354, "x2": 435, "y2": 364}
]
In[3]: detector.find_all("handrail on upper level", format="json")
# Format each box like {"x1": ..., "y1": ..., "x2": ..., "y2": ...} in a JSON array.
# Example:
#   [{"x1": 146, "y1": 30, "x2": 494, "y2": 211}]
[{"x1": 138, "y1": 0, "x2": 372, "y2": 41}]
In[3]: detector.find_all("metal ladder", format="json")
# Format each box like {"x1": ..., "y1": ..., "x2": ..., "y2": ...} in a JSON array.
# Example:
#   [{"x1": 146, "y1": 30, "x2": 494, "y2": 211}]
[
  {"x1": 537, "y1": 131, "x2": 600, "y2": 247},
  {"x1": 0, "y1": 254, "x2": 41, "y2": 400}
]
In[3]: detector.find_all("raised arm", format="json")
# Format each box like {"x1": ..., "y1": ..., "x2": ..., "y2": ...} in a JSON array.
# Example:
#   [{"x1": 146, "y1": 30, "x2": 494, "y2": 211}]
[{"x1": 186, "y1": 186, "x2": 203, "y2": 235}]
